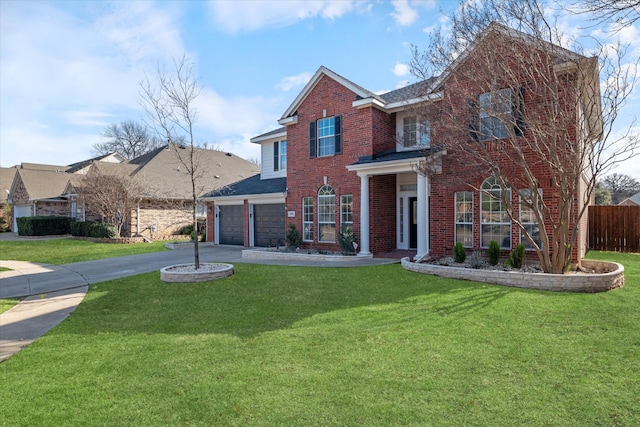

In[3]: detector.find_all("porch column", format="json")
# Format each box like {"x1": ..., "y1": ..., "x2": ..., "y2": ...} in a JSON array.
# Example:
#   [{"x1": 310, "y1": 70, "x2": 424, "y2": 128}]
[
  {"x1": 416, "y1": 173, "x2": 429, "y2": 260},
  {"x1": 358, "y1": 173, "x2": 371, "y2": 256}
]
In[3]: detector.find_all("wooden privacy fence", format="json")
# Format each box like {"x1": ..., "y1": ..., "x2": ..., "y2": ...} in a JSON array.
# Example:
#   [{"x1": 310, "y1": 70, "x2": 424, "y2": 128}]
[{"x1": 589, "y1": 205, "x2": 640, "y2": 252}]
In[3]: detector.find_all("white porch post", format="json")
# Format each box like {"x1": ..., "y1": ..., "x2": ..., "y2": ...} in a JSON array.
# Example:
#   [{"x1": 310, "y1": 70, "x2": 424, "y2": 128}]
[
  {"x1": 416, "y1": 173, "x2": 429, "y2": 260},
  {"x1": 358, "y1": 173, "x2": 371, "y2": 256}
]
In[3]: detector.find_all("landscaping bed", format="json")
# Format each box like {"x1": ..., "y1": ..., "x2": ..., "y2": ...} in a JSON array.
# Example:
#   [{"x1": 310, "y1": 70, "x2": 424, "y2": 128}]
[{"x1": 242, "y1": 247, "x2": 368, "y2": 261}]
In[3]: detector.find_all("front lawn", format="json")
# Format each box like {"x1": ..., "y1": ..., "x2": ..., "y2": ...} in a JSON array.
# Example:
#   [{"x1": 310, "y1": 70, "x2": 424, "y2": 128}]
[
  {"x1": 0, "y1": 298, "x2": 20, "y2": 314},
  {"x1": 0, "y1": 251, "x2": 638, "y2": 426},
  {"x1": 0, "y1": 238, "x2": 168, "y2": 264}
]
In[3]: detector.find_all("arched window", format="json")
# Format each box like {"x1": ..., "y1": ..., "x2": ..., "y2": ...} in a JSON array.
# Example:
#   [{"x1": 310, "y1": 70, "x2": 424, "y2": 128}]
[
  {"x1": 318, "y1": 185, "x2": 336, "y2": 242},
  {"x1": 481, "y1": 177, "x2": 511, "y2": 248}
]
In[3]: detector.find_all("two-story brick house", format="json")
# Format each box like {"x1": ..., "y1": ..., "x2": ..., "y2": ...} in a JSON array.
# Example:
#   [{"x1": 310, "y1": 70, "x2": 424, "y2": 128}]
[{"x1": 204, "y1": 23, "x2": 599, "y2": 262}]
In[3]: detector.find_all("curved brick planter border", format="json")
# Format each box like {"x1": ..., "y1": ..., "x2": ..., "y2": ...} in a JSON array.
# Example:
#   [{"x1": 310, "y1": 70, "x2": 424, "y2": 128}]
[
  {"x1": 160, "y1": 263, "x2": 234, "y2": 283},
  {"x1": 401, "y1": 258, "x2": 624, "y2": 292},
  {"x1": 242, "y1": 249, "x2": 370, "y2": 262}
]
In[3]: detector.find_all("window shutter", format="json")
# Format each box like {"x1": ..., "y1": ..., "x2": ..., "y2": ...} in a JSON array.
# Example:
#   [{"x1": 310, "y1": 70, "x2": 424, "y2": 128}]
[
  {"x1": 334, "y1": 116, "x2": 342, "y2": 154},
  {"x1": 309, "y1": 121, "x2": 317, "y2": 158},
  {"x1": 468, "y1": 98, "x2": 479, "y2": 142},
  {"x1": 513, "y1": 86, "x2": 525, "y2": 137},
  {"x1": 273, "y1": 141, "x2": 279, "y2": 171}
]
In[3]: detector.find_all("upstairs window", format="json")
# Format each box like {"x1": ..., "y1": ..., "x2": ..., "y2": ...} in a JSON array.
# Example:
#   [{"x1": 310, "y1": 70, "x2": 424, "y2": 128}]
[
  {"x1": 402, "y1": 116, "x2": 430, "y2": 148},
  {"x1": 309, "y1": 116, "x2": 342, "y2": 158},
  {"x1": 469, "y1": 87, "x2": 525, "y2": 142},
  {"x1": 273, "y1": 140, "x2": 286, "y2": 171}
]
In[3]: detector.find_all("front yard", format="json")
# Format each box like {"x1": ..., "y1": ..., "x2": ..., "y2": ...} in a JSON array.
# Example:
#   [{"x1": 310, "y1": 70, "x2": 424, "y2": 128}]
[{"x1": 0, "y1": 251, "x2": 638, "y2": 426}]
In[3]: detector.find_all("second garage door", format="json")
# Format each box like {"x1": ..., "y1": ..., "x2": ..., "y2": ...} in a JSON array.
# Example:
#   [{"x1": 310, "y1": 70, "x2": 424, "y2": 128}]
[
  {"x1": 218, "y1": 205, "x2": 244, "y2": 245},
  {"x1": 254, "y1": 204, "x2": 285, "y2": 247}
]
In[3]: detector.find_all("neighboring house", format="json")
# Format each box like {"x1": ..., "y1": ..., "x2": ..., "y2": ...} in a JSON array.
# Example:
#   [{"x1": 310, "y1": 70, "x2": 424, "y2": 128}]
[
  {"x1": 8, "y1": 168, "x2": 76, "y2": 232},
  {"x1": 0, "y1": 167, "x2": 18, "y2": 230},
  {"x1": 80, "y1": 144, "x2": 259, "y2": 237},
  {"x1": 205, "y1": 22, "x2": 599, "y2": 261},
  {"x1": 6, "y1": 155, "x2": 125, "y2": 233},
  {"x1": 619, "y1": 191, "x2": 640, "y2": 206}
]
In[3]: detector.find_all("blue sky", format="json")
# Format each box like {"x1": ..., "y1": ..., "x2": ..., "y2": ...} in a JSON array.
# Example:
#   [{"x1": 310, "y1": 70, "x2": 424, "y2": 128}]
[{"x1": 1, "y1": 0, "x2": 638, "y2": 178}]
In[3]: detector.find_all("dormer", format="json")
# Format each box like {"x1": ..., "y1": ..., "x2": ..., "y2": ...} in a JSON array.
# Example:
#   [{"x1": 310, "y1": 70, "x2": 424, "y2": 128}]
[{"x1": 250, "y1": 127, "x2": 287, "y2": 180}]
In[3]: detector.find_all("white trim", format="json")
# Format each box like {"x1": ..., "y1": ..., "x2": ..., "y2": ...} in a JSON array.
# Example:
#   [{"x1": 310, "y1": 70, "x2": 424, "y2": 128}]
[
  {"x1": 347, "y1": 158, "x2": 425, "y2": 176},
  {"x1": 277, "y1": 115, "x2": 298, "y2": 126},
  {"x1": 352, "y1": 97, "x2": 386, "y2": 110},
  {"x1": 385, "y1": 92, "x2": 443, "y2": 112},
  {"x1": 203, "y1": 193, "x2": 285, "y2": 204},
  {"x1": 250, "y1": 130, "x2": 287, "y2": 144},
  {"x1": 248, "y1": 203, "x2": 255, "y2": 247}
]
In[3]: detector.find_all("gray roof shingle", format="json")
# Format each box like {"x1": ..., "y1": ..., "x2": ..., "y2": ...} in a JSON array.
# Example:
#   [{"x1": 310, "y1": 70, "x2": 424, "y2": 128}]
[{"x1": 205, "y1": 175, "x2": 286, "y2": 198}]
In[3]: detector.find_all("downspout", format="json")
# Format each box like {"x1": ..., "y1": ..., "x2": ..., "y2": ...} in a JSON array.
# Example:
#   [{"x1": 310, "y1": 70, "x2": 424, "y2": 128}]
[{"x1": 137, "y1": 201, "x2": 140, "y2": 235}]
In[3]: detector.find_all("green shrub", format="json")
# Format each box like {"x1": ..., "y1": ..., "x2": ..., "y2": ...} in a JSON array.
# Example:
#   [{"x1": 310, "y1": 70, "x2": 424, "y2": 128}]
[
  {"x1": 17, "y1": 216, "x2": 71, "y2": 236},
  {"x1": 285, "y1": 223, "x2": 302, "y2": 250},
  {"x1": 507, "y1": 244, "x2": 526, "y2": 269},
  {"x1": 180, "y1": 224, "x2": 194, "y2": 235},
  {"x1": 488, "y1": 240, "x2": 501, "y2": 266},
  {"x1": 70, "y1": 221, "x2": 116, "y2": 238},
  {"x1": 453, "y1": 242, "x2": 466, "y2": 263},
  {"x1": 200, "y1": 232, "x2": 206, "y2": 242},
  {"x1": 338, "y1": 226, "x2": 358, "y2": 255}
]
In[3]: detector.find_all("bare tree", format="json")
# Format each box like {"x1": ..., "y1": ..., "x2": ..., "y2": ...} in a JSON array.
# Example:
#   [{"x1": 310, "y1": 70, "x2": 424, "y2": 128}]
[
  {"x1": 572, "y1": 0, "x2": 640, "y2": 29},
  {"x1": 601, "y1": 173, "x2": 640, "y2": 203},
  {"x1": 409, "y1": 0, "x2": 638, "y2": 273},
  {"x1": 139, "y1": 55, "x2": 205, "y2": 269},
  {"x1": 78, "y1": 166, "x2": 143, "y2": 237},
  {"x1": 94, "y1": 120, "x2": 161, "y2": 160},
  {"x1": 594, "y1": 181, "x2": 613, "y2": 204}
]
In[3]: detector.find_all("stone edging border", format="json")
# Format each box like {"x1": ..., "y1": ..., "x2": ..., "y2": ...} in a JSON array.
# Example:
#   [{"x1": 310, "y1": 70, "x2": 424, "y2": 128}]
[
  {"x1": 401, "y1": 258, "x2": 624, "y2": 292},
  {"x1": 160, "y1": 263, "x2": 234, "y2": 282},
  {"x1": 242, "y1": 248, "x2": 371, "y2": 261}
]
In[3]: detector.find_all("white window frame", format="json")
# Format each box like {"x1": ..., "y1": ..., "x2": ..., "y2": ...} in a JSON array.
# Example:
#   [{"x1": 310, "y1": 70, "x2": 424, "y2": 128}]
[
  {"x1": 340, "y1": 194, "x2": 353, "y2": 231},
  {"x1": 455, "y1": 191, "x2": 473, "y2": 247},
  {"x1": 520, "y1": 189, "x2": 543, "y2": 250},
  {"x1": 302, "y1": 197, "x2": 314, "y2": 242},
  {"x1": 318, "y1": 185, "x2": 336, "y2": 242},
  {"x1": 398, "y1": 115, "x2": 430, "y2": 150},
  {"x1": 480, "y1": 177, "x2": 511, "y2": 248},
  {"x1": 279, "y1": 140, "x2": 287, "y2": 170},
  {"x1": 479, "y1": 88, "x2": 512, "y2": 141},
  {"x1": 317, "y1": 117, "x2": 336, "y2": 157}
]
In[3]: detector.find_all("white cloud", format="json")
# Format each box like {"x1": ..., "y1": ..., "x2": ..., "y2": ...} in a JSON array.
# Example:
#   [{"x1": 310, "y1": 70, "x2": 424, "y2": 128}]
[
  {"x1": 392, "y1": 63, "x2": 410, "y2": 77},
  {"x1": 391, "y1": 0, "x2": 418, "y2": 26},
  {"x1": 207, "y1": 0, "x2": 361, "y2": 33},
  {"x1": 276, "y1": 72, "x2": 313, "y2": 91}
]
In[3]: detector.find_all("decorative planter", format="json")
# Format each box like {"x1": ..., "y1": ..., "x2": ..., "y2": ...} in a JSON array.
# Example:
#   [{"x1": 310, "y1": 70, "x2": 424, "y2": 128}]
[
  {"x1": 401, "y1": 258, "x2": 624, "y2": 292},
  {"x1": 160, "y1": 263, "x2": 234, "y2": 283}
]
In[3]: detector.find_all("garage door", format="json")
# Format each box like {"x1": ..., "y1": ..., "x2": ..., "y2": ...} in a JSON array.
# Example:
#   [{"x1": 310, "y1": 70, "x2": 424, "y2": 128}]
[
  {"x1": 218, "y1": 205, "x2": 244, "y2": 245},
  {"x1": 254, "y1": 204, "x2": 285, "y2": 247},
  {"x1": 13, "y1": 205, "x2": 31, "y2": 233}
]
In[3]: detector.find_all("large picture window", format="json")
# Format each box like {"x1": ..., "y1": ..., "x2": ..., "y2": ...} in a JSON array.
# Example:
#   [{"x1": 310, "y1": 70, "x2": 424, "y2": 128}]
[
  {"x1": 302, "y1": 197, "x2": 314, "y2": 242},
  {"x1": 520, "y1": 189, "x2": 542, "y2": 250},
  {"x1": 318, "y1": 185, "x2": 336, "y2": 242},
  {"x1": 481, "y1": 177, "x2": 511, "y2": 248},
  {"x1": 455, "y1": 191, "x2": 473, "y2": 247}
]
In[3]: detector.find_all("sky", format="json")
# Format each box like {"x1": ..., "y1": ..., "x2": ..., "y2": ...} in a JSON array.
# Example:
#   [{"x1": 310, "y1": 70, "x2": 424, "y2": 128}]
[{"x1": 1, "y1": 0, "x2": 638, "y2": 179}]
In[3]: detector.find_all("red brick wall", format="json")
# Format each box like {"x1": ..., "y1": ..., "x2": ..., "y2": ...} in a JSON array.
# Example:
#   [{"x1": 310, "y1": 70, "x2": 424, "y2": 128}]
[
  {"x1": 369, "y1": 175, "x2": 397, "y2": 253},
  {"x1": 285, "y1": 75, "x2": 387, "y2": 252}
]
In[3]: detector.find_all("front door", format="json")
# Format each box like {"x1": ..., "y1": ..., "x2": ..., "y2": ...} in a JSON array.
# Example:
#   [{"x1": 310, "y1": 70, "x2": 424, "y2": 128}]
[{"x1": 409, "y1": 197, "x2": 418, "y2": 249}]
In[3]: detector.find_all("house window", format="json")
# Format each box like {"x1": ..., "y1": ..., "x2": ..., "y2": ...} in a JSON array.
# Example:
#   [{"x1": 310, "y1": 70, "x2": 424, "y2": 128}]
[
  {"x1": 340, "y1": 194, "x2": 353, "y2": 231},
  {"x1": 520, "y1": 189, "x2": 542, "y2": 250},
  {"x1": 318, "y1": 185, "x2": 336, "y2": 242},
  {"x1": 473, "y1": 87, "x2": 525, "y2": 141},
  {"x1": 481, "y1": 177, "x2": 511, "y2": 248},
  {"x1": 402, "y1": 116, "x2": 430, "y2": 148},
  {"x1": 273, "y1": 140, "x2": 287, "y2": 171},
  {"x1": 309, "y1": 116, "x2": 342, "y2": 158},
  {"x1": 303, "y1": 197, "x2": 314, "y2": 242},
  {"x1": 455, "y1": 191, "x2": 473, "y2": 247}
]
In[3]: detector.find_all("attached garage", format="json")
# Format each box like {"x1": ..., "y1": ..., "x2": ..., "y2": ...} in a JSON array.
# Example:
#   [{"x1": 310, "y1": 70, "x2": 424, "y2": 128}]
[
  {"x1": 253, "y1": 204, "x2": 285, "y2": 247},
  {"x1": 218, "y1": 205, "x2": 244, "y2": 245},
  {"x1": 13, "y1": 205, "x2": 32, "y2": 233}
]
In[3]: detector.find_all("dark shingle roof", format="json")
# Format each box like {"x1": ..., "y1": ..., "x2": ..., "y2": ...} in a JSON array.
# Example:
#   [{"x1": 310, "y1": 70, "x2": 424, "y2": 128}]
[
  {"x1": 351, "y1": 145, "x2": 444, "y2": 166},
  {"x1": 205, "y1": 175, "x2": 286, "y2": 198},
  {"x1": 379, "y1": 78, "x2": 438, "y2": 104}
]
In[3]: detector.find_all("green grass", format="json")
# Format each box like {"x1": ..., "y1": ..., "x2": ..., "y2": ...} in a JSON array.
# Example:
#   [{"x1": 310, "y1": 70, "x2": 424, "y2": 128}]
[
  {"x1": 0, "y1": 238, "x2": 168, "y2": 264},
  {"x1": 0, "y1": 266, "x2": 11, "y2": 272},
  {"x1": 0, "y1": 298, "x2": 20, "y2": 314},
  {"x1": 0, "y1": 251, "x2": 638, "y2": 426}
]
